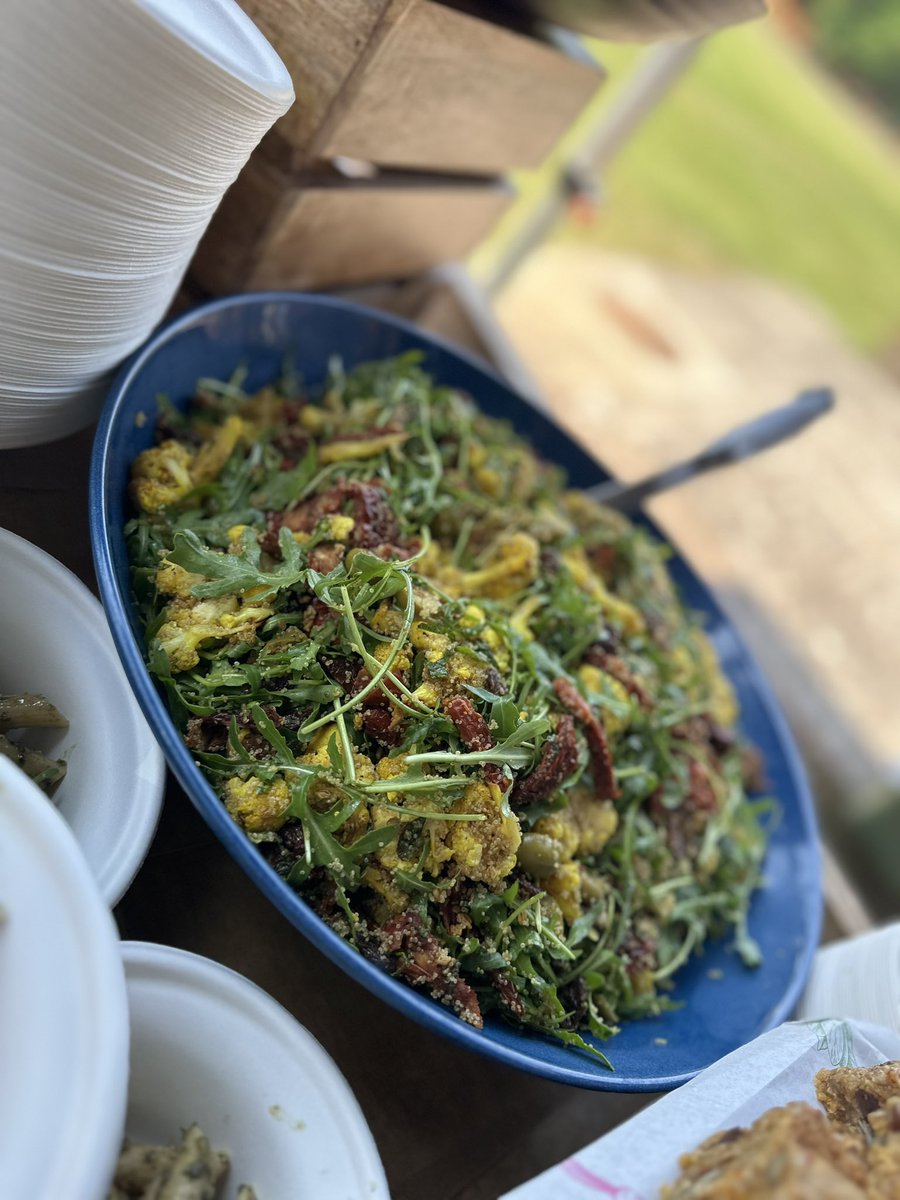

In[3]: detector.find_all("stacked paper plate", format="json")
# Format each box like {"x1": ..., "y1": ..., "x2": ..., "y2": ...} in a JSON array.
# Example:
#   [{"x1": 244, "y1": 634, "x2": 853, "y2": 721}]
[
  {"x1": 0, "y1": 0, "x2": 293, "y2": 448},
  {"x1": 796, "y1": 922, "x2": 900, "y2": 1034}
]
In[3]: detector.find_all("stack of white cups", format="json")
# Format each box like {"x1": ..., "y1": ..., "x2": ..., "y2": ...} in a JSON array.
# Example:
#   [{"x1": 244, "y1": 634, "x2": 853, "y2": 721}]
[{"x1": 0, "y1": 0, "x2": 294, "y2": 448}]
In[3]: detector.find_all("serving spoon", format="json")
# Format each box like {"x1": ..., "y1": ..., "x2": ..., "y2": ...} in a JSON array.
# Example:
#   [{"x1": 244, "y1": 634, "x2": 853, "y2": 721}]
[{"x1": 587, "y1": 386, "x2": 834, "y2": 513}]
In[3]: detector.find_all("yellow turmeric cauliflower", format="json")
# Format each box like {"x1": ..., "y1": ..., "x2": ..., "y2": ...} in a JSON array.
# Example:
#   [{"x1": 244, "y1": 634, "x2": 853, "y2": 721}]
[
  {"x1": 445, "y1": 781, "x2": 522, "y2": 886},
  {"x1": 131, "y1": 440, "x2": 195, "y2": 512},
  {"x1": 156, "y1": 593, "x2": 273, "y2": 672},
  {"x1": 131, "y1": 416, "x2": 248, "y2": 512},
  {"x1": 459, "y1": 532, "x2": 540, "y2": 601},
  {"x1": 224, "y1": 775, "x2": 290, "y2": 833}
]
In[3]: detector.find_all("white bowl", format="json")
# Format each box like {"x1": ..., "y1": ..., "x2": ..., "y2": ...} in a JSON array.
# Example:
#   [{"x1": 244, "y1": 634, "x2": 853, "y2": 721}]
[
  {"x1": 0, "y1": 757, "x2": 130, "y2": 1200},
  {"x1": 122, "y1": 942, "x2": 390, "y2": 1200},
  {"x1": 0, "y1": 528, "x2": 164, "y2": 903}
]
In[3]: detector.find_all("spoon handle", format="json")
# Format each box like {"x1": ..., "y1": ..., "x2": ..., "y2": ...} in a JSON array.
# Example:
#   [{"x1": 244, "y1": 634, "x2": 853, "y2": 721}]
[{"x1": 587, "y1": 387, "x2": 834, "y2": 513}]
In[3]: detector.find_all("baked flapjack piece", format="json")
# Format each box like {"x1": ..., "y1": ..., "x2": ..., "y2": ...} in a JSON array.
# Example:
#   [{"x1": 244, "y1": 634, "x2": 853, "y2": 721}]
[
  {"x1": 815, "y1": 1062, "x2": 900, "y2": 1130},
  {"x1": 663, "y1": 1061, "x2": 900, "y2": 1199}
]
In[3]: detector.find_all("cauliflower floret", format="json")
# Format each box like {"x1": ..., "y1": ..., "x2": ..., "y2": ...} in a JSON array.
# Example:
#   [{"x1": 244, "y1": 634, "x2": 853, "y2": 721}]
[
  {"x1": 543, "y1": 860, "x2": 582, "y2": 925},
  {"x1": 668, "y1": 632, "x2": 737, "y2": 728},
  {"x1": 156, "y1": 594, "x2": 272, "y2": 672},
  {"x1": 410, "y1": 679, "x2": 442, "y2": 709},
  {"x1": 533, "y1": 791, "x2": 618, "y2": 862},
  {"x1": 561, "y1": 546, "x2": 645, "y2": 636},
  {"x1": 131, "y1": 440, "x2": 195, "y2": 512},
  {"x1": 297, "y1": 726, "x2": 375, "y2": 810},
  {"x1": 371, "y1": 640, "x2": 412, "y2": 675},
  {"x1": 568, "y1": 791, "x2": 619, "y2": 857},
  {"x1": 370, "y1": 795, "x2": 422, "y2": 877},
  {"x1": 446, "y1": 781, "x2": 521, "y2": 886},
  {"x1": 577, "y1": 664, "x2": 632, "y2": 737},
  {"x1": 191, "y1": 415, "x2": 248, "y2": 485},
  {"x1": 318, "y1": 431, "x2": 408, "y2": 465},
  {"x1": 374, "y1": 754, "x2": 409, "y2": 789},
  {"x1": 473, "y1": 464, "x2": 505, "y2": 498},
  {"x1": 446, "y1": 653, "x2": 488, "y2": 690},
  {"x1": 409, "y1": 617, "x2": 490, "y2": 693},
  {"x1": 290, "y1": 514, "x2": 356, "y2": 547},
  {"x1": 362, "y1": 863, "x2": 409, "y2": 920},
  {"x1": 410, "y1": 622, "x2": 451, "y2": 659},
  {"x1": 297, "y1": 725, "x2": 338, "y2": 770},
  {"x1": 337, "y1": 799, "x2": 370, "y2": 845},
  {"x1": 131, "y1": 418, "x2": 248, "y2": 513},
  {"x1": 697, "y1": 630, "x2": 738, "y2": 728},
  {"x1": 533, "y1": 812, "x2": 580, "y2": 861},
  {"x1": 459, "y1": 604, "x2": 509, "y2": 671},
  {"x1": 412, "y1": 546, "x2": 456, "y2": 599},
  {"x1": 370, "y1": 601, "x2": 405, "y2": 637},
  {"x1": 224, "y1": 775, "x2": 290, "y2": 833},
  {"x1": 413, "y1": 586, "x2": 442, "y2": 621},
  {"x1": 226, "y1": 523, "x2": 251, "y2": 553},
  {"x1": 509, "y1": 594, "x2": 545, "y2": 641},
  {"x1": 460, "y1": 532, "x2": 540, "y2": 601},
  {"x1": 156, "y1": 560, "x2": 205, "y2": 600}
]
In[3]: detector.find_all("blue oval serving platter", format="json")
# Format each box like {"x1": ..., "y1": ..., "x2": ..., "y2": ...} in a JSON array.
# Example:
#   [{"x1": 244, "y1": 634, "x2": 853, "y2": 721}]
[{"x1": 90, "y1": 292, "x2": 822, "y2": 1091}]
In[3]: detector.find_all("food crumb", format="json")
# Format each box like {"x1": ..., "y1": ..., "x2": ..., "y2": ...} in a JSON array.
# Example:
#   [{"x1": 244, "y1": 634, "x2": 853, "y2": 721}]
[
  {"x1": 268, "y1": 1104, "x2": 305, "y2": 1130},
  {"x1": 655, "y1": 1037, "x2": 668, "y2": 1046},
  {"x1": 707, "y1": 968, "x2": 724, "y2": 980}
]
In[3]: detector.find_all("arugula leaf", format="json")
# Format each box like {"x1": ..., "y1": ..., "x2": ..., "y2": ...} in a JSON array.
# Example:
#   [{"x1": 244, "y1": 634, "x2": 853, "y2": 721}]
[
  {"x1": 169, "y1": 527, "x2": 306, "y2": 600},
  {"x1": 248, "y1": 703, "x2": 294, "y2": 764},
  {"x1": 404, "y1": 715, "x2": 550, "y2": 770},
  {"x1": 251, "y1": 442, "x2": 317, "y2": 510}
]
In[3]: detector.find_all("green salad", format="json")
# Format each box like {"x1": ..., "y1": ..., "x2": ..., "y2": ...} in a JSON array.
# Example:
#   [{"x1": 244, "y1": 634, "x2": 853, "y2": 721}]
[{"x1": 127, "y1": 353, "x2": 770, "y2": 1064}]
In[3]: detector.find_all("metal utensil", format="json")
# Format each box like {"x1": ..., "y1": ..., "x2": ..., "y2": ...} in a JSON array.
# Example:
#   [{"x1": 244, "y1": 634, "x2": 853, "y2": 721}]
[
  {"x1": 486, "y1": 0, "x2": 765, "y2": 42},
  {"x1": 587, "y1": 386, "x2": 835, "y2": 512}
]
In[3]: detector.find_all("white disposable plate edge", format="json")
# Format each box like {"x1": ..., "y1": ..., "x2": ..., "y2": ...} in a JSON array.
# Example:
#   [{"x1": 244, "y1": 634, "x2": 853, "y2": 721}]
[
  {"x1": 121, "y1": 941, "x2": 391, "y2": 1200},
  {"x1": 0, "y1": 528, "x2": 165, "y2": 900},
  {"x1": 131, "y1": 0, "x2": 294, "y2": 104},
  {"x1": 0, "y1": 757, "x2": 129, "y2": 1200}
]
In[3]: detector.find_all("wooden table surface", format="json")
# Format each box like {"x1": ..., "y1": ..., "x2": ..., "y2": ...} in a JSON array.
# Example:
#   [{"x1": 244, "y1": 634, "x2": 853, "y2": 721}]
[{"x1": 1, "y1": 424, "x2": 653, "y2": 1199}]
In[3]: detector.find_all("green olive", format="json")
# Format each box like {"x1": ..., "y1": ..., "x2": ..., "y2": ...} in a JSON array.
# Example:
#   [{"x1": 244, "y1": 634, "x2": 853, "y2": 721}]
[{"x1": 516, "y1": 832, "x2": 563, "y2": 878}]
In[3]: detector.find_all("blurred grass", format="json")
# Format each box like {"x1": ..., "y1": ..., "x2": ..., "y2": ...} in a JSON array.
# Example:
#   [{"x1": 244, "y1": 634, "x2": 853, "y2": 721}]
[{"x1": 473, "y1": 22, "x2": 900, "y2": 351}]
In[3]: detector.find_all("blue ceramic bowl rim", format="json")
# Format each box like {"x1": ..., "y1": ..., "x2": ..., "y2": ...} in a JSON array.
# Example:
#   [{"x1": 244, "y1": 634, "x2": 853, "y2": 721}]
[{"x1": 90, "y1": 291, "x2": 822, "y2": 1091}]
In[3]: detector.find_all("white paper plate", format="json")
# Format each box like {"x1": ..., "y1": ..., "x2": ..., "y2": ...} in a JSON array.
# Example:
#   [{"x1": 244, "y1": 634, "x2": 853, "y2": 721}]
[
  {"x1": 122, "y1": 942, "x2": 390, "y2": 1200},
  {"x1": 0, "y1": 0, "x2": 293, "y2": 445},
  {"x1": 0, "y1": 528, "x2": 165, "y2": 901},
  {"x1": 0, "y1": 757, "x2": 130, "y2": 1200},
  {"x1": 502, "y1": 1018, "x2": 900, "y2": 1199},
  {"x1": 133, "y1": 0, "x2": 293, "y2": 102}
]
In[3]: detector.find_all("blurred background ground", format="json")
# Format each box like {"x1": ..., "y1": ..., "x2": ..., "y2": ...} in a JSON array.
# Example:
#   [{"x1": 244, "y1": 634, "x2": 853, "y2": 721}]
[{"x1": 471, "y1": 6, "x2": 900, "y2": 913}]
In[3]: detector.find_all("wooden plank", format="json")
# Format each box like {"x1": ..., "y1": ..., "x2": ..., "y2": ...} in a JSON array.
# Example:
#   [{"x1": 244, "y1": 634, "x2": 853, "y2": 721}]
[
  {"x1": 245, "y1": 183, "x2": 512, "y2": 290},
  {"x1": 190, "y1": 156, "x2": 288, "y2": 296},
  {"x1": 820, "y1": 841, "x2": 873, "y2": 940},
  {"x1": 235, "y1": 0, "x2": 403, "y2": 151},
  {"x1": 312, "y1": 0, "x2": 603, "y2": 172},
  {"x1": 190, "y1": 158, "x2": 513, "y2": 294}
]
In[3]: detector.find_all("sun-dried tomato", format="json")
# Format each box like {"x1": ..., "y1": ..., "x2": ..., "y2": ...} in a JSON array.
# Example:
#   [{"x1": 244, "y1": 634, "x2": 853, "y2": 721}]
[
  {"x1": 381, "y1": 912, "x2": 483, "y2": 1028},
  {"x1": 553, "y1": 677, "x2": 619, "y2": 801},
  {"x1": 445, "y1": 694, "x2": 493, "y2": 752},
  {"x1": 582, "y1": 644, "x2": 651, "y2": 708},
  {"x1": 510, "y1": 714, "x2": 578, "y2": 807}
]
